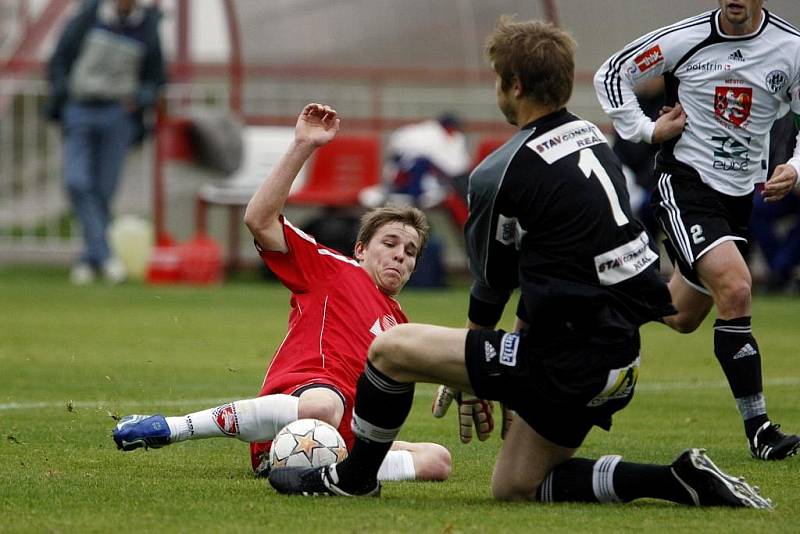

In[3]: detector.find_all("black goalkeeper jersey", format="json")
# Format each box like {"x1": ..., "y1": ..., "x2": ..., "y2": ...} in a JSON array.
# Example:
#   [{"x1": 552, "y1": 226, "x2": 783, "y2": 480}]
[{"x1": 465, "y1": 109, "x2": 675, "y2": 340}]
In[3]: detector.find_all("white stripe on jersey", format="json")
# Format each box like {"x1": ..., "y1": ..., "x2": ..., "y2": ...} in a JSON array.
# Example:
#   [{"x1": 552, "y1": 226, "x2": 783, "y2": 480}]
[
  {"x1": 768, "y1": 13, "x2": 800, "y2": 38},
  {"x1": 600, "y1": 11, "x2": 711, "y2": 108},
  {"x1": 284, "y1": 218, "x2": 317, "y2": 244},
  {"x1": 285, "y1": 217, "x2": 360, "y2": 267},
  {"x1": 262, "y1": 302, "x2": 303, "y2": 388},
  {"x1": 657, "y1": 173, "x2": 694, "y2": 264},
  {"x1": 318, "y1": 248, "x2": 360, "y2": 267},
  {"x1": 319, "y1": 295, "x2": 328, "y2": 368}
]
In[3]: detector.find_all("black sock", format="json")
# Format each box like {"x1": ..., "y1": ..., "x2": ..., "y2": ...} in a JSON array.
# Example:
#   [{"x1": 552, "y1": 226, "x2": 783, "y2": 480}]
[
  {"x1": 713, "y1": 317, "x2": 767, "y2": 437},
  {"x1": 537, "y1": 456, "x2": 693, "y2": 505},
  {"x1": 613, "y1": 460, "x2": 693, "y2": 504},
  {"x1": 713, "y1": 317, "x2": 763, "y2": 397},
  {"x1": 333, "y1": 360, "x2": 414, "y2": 493}
]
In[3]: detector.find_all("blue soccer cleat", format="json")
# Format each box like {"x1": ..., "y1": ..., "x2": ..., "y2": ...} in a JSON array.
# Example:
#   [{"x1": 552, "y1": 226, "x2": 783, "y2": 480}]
[{"x1": 113, "y1": 414, "x2": 172, "y2": 451}]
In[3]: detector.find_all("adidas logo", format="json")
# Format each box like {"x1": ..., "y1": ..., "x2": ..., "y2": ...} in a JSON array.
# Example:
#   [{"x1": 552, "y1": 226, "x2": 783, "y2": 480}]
[
  {"x1": 484, "y1": 341, "x2": 497, "y2": 362},
  {"x1": 733, "y1": 343, "x2": 758, "y2": 359},
  {"x1": 728, "y1": 49, "x2": 745, "y2": 62}
]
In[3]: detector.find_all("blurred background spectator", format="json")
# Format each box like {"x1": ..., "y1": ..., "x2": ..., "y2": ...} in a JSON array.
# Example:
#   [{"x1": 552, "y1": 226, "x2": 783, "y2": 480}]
[
  {"x1": 751, "y1": 111, "x2": 800, "y2": 294},
  {"x1": 358, "y1": 114, "x2": 472, "y2": 288},
  {"x1": 362, "y1": 114, "x2": 471, "y2": 229},
  {"x1": 386, "y1": 114, "x2": 469, "y2": 204},
  {"x1": 45, "y1": 0, "x2": 165, "y2": 285}
]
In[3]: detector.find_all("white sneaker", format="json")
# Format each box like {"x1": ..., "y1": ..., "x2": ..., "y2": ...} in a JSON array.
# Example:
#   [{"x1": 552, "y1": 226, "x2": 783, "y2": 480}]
[
  {"x1": 70, "y1": 263, "x2": 96, "y2": 285},
  {"x1": 102, "y1": 257, "x2": 127, "y2": 284}
]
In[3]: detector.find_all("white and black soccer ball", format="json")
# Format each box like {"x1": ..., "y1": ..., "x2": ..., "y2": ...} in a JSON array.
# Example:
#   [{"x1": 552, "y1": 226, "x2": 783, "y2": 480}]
[{"x1": 269, "y1": 418, "x2": 348, "y2": 469}]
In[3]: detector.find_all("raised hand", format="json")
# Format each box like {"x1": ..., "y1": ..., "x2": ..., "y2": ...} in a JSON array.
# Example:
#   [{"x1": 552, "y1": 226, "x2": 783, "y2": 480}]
[{"x1": 295, "y1": 103, "x2": 340, "y2": 147}]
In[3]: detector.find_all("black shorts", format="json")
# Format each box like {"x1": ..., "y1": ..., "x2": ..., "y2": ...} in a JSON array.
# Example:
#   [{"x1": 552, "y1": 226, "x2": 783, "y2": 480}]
[
  {"x1": 651, "y1": 167, "x2": 752, "y2": 291},
  {"x1": 465, "y1": 329, "x2": 640, "y2": 448}
]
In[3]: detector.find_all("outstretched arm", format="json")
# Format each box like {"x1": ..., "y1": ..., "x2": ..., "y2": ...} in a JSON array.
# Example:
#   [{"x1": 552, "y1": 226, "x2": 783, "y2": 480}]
[{"x1": 244, "y1": 103, "x2": 340, "y2": 252}]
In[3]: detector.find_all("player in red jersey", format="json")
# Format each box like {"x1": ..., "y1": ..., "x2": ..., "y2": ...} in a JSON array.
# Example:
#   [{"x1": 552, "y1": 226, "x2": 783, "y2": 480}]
[{"x1": 113, "y1": 104, "x2": 451, "y2": 483}]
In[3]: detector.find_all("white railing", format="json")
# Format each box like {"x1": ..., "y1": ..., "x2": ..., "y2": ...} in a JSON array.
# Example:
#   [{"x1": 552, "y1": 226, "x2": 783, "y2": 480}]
[
  {"x1": 0, "y1": 79, "x2": 71, "y2": 261},
  {"x1": 0, "y1": 79, "x2": 154, "y2": 264}
]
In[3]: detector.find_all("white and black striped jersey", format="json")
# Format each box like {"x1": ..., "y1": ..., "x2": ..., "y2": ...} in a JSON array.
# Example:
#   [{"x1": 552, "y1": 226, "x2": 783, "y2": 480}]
[
  {"x1": 465, "y1": 109, "x2": 675, "y2": 338},
  {"x1": 594, "y1": 8, "x2": 800, "y2": 196}
]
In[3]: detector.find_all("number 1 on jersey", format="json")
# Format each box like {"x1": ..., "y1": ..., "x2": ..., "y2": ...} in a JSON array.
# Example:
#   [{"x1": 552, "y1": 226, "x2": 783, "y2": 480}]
[{"x1": 578, "y1": 148, "x2": 629, "y2": 227}]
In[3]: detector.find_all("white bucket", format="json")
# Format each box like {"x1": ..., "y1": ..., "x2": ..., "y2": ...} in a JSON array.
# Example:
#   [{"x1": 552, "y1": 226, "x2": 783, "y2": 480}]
[{"x1": 109, "y1": 215, "x2": 154, "y2": 280}]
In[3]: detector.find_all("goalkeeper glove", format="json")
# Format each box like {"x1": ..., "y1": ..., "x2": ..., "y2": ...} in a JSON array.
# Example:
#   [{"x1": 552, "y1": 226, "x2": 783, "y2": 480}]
[
  {"x1": 431, "y1": 385, "x2": 494, "y2": 443},
  {"x1": 500, "y1": 405, "x2": 514, "y2": 439}
]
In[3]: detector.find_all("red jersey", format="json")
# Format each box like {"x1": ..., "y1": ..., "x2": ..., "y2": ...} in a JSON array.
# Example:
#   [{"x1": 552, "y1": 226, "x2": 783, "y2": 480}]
[{"x1": 250, "y1": 217, "x2": 407, "y2": 470}]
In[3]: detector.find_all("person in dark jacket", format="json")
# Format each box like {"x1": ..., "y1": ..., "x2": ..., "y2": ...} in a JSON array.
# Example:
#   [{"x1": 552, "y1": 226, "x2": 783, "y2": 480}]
[{"x1": 46, "y1": 0, "x2": 165, "y2": 284}]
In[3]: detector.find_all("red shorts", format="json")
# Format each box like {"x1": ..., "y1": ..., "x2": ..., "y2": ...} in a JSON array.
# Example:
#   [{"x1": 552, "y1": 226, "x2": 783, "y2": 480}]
[{"x1": 249, "y1": 371, "x2": 356, "y2": 474}]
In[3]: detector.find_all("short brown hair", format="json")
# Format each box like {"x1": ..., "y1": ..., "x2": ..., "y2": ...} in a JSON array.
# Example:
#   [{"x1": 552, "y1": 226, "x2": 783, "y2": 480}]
[
  {"x1": 356, "y1": 205, "x2": 430, "y2": 258},
  {"x1": 484, "y1": 16, "x2": 576, "y2": 110}
]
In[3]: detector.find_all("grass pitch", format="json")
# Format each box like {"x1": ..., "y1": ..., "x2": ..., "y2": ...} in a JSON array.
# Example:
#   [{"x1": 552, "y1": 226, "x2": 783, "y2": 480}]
[{"x1": 1, "y1": 266, "x2": 798, "y2": 533}]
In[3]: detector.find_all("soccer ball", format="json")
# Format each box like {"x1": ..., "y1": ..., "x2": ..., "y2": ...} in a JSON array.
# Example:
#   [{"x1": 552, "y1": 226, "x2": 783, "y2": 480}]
[{"x1": 269, "y1": 418, "x2": 348, "y2": 468}]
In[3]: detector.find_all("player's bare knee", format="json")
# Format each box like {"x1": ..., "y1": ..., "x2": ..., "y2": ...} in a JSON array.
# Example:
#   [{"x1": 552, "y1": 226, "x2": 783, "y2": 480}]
[
  {"x1": 715, "y1": 280, "x2": 751, "y2": 314},
  {"x1": 297, "y1": 398, "x2": 342, "y2": 428},
  {"x1": 369, "y1": 326, "x2": 413, "y2": 375},
  {"x1": 491, "y1": 478, "x2": 538, "y2": 501},
  {"x1": 414, "y1": 444, "x2": 452, "y2": 481},
  {"x1": 665, "y1": 312, "x2": 703, "y2": 334}
]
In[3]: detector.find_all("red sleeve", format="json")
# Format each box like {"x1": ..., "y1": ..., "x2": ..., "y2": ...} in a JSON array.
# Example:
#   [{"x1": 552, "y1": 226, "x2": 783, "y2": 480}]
[{"x1": 256, "y1": 216, "x2": 358, "y2": 293}]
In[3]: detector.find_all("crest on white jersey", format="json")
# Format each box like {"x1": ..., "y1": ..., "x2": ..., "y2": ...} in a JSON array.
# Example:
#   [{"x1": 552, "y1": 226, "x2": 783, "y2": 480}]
[
  {"x1": 766, "y1": 70, "x2": 788, "y2": 94},
  {"x1": 714, "y1": 86, "x2": 752, "y2": 127}
]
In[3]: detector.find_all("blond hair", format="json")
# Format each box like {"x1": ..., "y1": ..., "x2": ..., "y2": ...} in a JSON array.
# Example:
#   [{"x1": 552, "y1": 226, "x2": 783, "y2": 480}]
[{"x1": 484, "y1": 16, "x2": 576, "y2": 109}]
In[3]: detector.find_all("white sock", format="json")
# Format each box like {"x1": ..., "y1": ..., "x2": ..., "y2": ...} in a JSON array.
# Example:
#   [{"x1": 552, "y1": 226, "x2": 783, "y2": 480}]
[
  {"x1": 165, "y1": 394, "x2": 299, "y2": 442},
  {"x1": 376, "y1": 450, "x2": 416, "y2": 481}
]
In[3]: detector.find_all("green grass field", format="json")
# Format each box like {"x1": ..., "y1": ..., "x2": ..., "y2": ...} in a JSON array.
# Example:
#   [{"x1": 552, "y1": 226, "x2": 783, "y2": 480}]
[{"x1": 1, "y1": 266, "x2": 798, "y2": 533}]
